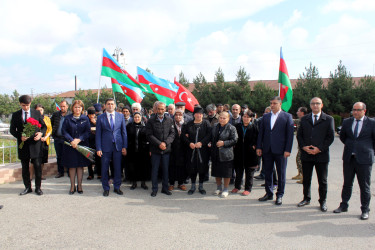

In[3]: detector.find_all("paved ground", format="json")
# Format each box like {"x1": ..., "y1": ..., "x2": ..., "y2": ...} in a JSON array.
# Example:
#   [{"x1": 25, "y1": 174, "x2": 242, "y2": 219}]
[{"x1": 1, "y1": 136, "x2": 374, "y2": 249}]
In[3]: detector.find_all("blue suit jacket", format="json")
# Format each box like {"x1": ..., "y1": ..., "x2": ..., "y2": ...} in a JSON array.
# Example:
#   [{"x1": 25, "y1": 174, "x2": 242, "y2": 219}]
[
  {"x1": 340, "y1": 116, "x2": 375, "y2": 165},
  {"x1": 96, "y1": 112, "x2": 128, "y2": 152},
  {"x1": 256, "y1": 111, "x2": 294, "y2": 155}
]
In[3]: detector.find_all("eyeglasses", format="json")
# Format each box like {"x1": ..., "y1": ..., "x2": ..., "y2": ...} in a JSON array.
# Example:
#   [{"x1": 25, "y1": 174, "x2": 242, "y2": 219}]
[
  {"x1": 352, "y1": 109, "x2": 364, "y2": 112},
  {"x1": 310, "y1": 102, "x2": 322, "y2": 105}
]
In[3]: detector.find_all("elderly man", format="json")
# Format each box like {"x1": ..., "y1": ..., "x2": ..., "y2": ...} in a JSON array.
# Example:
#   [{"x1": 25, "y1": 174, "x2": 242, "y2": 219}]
[
  {"x1": 175, "y1": 102, "x2": 193, "y2": 123},
  {"x1": 229, "y1": 104, "x2": 241, "y2": 125},
  {"x1": 146, "y1": 102, "x2": 175, "y2": 197},
  {"x1": 204, "y1": 104, "x2": 219, "y2": 126},
  {"x1": 131, "y1": 102, "x2": 142, "y2": 114},
  {"x1": 296, "y1": 98, "x2": 335, "y2": 212},
  {"x1": 334, "y1": 102, "x2": 375, "y2": 220},
  {"x1": 167, "y1": 104, "x2": 175, "y2": 118}
]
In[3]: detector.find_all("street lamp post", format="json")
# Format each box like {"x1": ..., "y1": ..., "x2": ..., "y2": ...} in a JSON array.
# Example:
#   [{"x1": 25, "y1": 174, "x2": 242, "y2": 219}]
[{"x1": 112, "y1": 47, "x2": 125, "y2": 68}]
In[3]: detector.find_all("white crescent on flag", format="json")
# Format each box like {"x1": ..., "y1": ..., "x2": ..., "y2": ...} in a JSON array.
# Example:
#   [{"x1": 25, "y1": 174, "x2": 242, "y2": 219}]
[{"x1": 179, "y1": 92, "x2": 187, "y2": 101}]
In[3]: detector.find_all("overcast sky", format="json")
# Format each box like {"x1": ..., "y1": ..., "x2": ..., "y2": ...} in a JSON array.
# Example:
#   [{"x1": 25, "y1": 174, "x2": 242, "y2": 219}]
[{"x1": 0, "y1": 0, "x2": 374, "y2": 95}]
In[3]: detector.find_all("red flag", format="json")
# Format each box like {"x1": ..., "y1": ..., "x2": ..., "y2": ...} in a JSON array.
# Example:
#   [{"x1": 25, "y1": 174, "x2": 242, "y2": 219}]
[{"x1": 173, "y1": 79, "x2": 199, "y2": 112}]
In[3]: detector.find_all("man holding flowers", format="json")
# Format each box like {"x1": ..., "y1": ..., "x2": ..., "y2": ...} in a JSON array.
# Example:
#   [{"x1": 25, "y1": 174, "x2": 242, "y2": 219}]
[{"x1": 10, "y1": 95, "x2": 46, "y2": 196}]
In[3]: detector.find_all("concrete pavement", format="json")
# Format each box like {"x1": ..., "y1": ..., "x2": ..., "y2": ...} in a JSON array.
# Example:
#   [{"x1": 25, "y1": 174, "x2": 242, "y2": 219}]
[{"x1": 0, "y1": 136, "x2": 374, "y2": 249}]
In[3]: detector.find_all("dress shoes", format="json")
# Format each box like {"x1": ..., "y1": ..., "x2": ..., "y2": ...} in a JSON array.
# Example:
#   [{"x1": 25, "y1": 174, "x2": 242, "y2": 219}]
[
  {"x1": 151, "y1": 191, "x2": 157, "y2": 197},
  {"x1": 114, "y1": 189, "x2": 123, "y2": 195},
  {"x1": 198, "y1": 188, "x2": 206, "y2": 195},
  {"x1": 254, "y1": 175, "x2": 265, "y2": 180},
  {"x1": 141, "y1": 183, "x2": 149, "y2": 190},
  {"x1": 130, "y1": 183, "x2": 137, "y2": 190},
  {"x1": 55, "y1": 173, "x2": 64, "y2": 178},
  {"x1": 361, "y1": 212, "x2": 369, "y2": 220},
  {"x1": 161, "y1": 190, "x2": 172, "y2": 195},
  {"x1": 320, "y1": 201, "x2": 328, "y2": 212},
  {"x1": 333, "y1": 206, "x2": 348, "y2": 213},
  {"x1": 187, "y1": 189, "x2": 195, "y2": 195},
  {"x1": 275, "y1": 197, "x2": 282, "y2": 205},
  {"x1": 20, "y1": 188, "x2": 32, "y2": 196},
  {"x1": 258, "y1": 194, "x2": 273, "y2": 201},
  {"x1": 103, "y1": 190, "x2": 109, "y2": 197},
  {"x1": 297, "y1": 200, "x2": 310, "y2": 207},
  {"x1": 35, "y1": 189, "x2": 43, "y2": 196}
]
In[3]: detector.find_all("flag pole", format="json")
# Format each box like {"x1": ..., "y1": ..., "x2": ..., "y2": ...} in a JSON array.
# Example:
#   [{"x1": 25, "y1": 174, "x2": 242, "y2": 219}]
[
  {"x1": 278, "y1": 47, "x2": 281, "y2": 97},
  {"x1": 97, "y1": 49, "x2": 104, "y2": 103}
]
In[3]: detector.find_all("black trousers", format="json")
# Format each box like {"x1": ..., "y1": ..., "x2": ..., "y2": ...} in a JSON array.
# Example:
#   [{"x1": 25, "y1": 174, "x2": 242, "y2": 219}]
[
  {"x1": 340, "y1": 157, "x2": 372, "y2": 212},
  {"x1": 21, "y1": 157, "x2": 42, "y2": 189},
  {"x1": 234, "y1": 166, "x2": 256, "y2": 191},
  {"x1": 302, "y1": 161, "x2": 328, "y2": 203}
]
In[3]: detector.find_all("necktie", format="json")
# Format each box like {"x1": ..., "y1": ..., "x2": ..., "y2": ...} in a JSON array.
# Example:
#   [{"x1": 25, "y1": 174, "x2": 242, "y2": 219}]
[
  {"x1": 314, "y1": 115, "x2": 318, "y2": 125},
  {"x1": 24, "y1": 111, "x2": 28, "y2": 124},
  {"x1": 110, "y1": 114, "x2": 114, "y2": 130},
  {"x1": 353, "y1": 119, "x2": 360, "y2": 138}
]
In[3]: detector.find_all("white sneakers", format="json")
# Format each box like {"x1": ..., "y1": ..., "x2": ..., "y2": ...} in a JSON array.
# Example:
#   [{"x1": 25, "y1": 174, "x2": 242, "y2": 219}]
[
  {"x1": 213, "y1": 189, "x2": 221, "y2": 195},
  {"x1": 220, "y1": 191, "x2": 229, "y2": 198}
]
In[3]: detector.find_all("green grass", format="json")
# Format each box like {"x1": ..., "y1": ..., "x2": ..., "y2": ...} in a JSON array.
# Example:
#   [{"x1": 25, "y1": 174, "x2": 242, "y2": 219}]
[{"x1": 0, "y1": 138, "x2": 56, "y2": 165}]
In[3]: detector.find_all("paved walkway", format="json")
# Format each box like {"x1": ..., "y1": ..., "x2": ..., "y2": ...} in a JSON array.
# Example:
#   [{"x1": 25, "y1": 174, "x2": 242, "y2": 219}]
[{"x1": 0, "y1": 137, "x2": 374, "y2": 249}]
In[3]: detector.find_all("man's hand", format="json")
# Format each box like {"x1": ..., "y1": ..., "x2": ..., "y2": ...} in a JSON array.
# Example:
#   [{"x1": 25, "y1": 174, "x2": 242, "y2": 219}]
[
  {"x1": 189, "y1": 143, "x2": 195, "y2": 150},
  {"x1": 309, "y1": 146, "x2": 321, "y2": 155},
  {"x1": 256, "y1": 149, "x2": 262, "y2": 157},
  {"x1": 159, "y1": 142, "x2": 167, "y2": 150},
  {"x1": 97, "y1": 151, "x2": 102, "y2": 157},
  {"x1": 195, "y1": 142, "x2": 202, "y2": 148},
  {"x1": 284, "y1": 151, "x2": 291, "y2": 158},
  {"x1": 122, "y1": 148, "x2": 127, "y2": 156},
  {"x1": 303, "y1": 146, "x2": 313, "y2": 154},
  {"x1": 21, "y1": 136, "x2": 29, "y2": 142},
  {"x1": 216, "y1": 140, "x2": 224, "y2": 148},
  {"x1": 34, "y1": 132, "x2": 42, "y2": 141}
]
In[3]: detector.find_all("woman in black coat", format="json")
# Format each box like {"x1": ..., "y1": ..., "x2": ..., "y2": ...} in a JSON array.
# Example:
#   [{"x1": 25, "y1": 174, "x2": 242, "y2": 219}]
[
  {"x1": 168, "y1": 109, "x2": 188, "y2": 191},
  {"x1": 211, "y1": 111, "x2": 238, "y2": 198},
  {"x1": 233, "y1": 110, "x2": 258, "y2": 196},
  {"x1": 183, "y1": 106, "x2": 211, "y2": 195},
  {"x1": 126, "y1": 112, "x2": 150, "y2": 190}
]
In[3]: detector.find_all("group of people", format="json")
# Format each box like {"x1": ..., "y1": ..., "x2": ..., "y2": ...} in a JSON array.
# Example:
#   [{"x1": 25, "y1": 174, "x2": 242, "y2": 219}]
[{"x1": 8, "y1": 94, "x2": 373, "y2": 220}]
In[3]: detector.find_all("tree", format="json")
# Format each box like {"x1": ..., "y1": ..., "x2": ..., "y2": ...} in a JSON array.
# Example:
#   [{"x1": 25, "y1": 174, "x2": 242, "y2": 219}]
[
  {"x1": 251, "y1": 81, "x2": 277, "y2": 114},
  {"x1": 325, "y1": 60, "x2": 355, "y2": 114},
  {"x1": 178, "y1": 71, "x2": 189, "y2": 88},
  {"x1": 291, "y1": 63, "x2": 324, "y2": 114},
  {"x1": 192, "y1": 72, "x2": 208, "y2": 107},
  {"x1": 230, "y1": 66, "x2": 252, "y2": 108},
  {"x1": 31, "y1": 95, "x2": 54, "y2": 115},
  {"x1": 354, "y1": 75, "x2": 375, "y2": 116}
]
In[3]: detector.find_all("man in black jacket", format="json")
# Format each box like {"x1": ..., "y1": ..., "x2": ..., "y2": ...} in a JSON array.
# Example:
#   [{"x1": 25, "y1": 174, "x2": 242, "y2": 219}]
[
  {"x1": 146, "y1": 102, "x2": 175, "y2": 197},
  {"x1": 296, "y1": 97, "x2": 335, "y2": 212},
  {"x1": 334, "y1": 102, "x2": 375, "y2": 220},
  {"x1": 50, "y1": 100, "x2": 70, "y2": 178},
  {"x1": 10, "y1": 95, "x2": 46, "y2": 195}
]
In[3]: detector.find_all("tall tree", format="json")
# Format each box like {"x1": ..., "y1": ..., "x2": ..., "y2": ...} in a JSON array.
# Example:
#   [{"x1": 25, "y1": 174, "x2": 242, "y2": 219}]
[
  {"x1": 178, "y1": 71, "x2": 189, "y2": 87},
  {"x1": 354, "y1": 75, "x2": 375, "y2": 116},
  {"x1": 251, "y1": 81, "x2": 277, "y2": 114},
  {"x1": 230, "y1": 66, "x2": 252, "y2": 108}
]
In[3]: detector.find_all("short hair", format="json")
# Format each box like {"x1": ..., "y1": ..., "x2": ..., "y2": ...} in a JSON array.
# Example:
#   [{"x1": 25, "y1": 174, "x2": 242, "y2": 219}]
[
  {"x1": 105, "y1": 98, "x2": 115, "y2": 104},
  {"x1": 122, "y1": 106, "x2": 131, "y2": 112},
  {"x1": 168, "y1": 104, "x2": 175, "y2": 109},
  {"x1": 71, "y1": 100, "x2": 85, "y2": 114},
  {"x1": 131, "y1": 102, "x2": 142, "y2": 110},
  {"x1": 219, "y1": 111, "x2": 230, "y2": 118},
  {"x1": 157, "y1": 102, "x2": 166, "y2": 107},
  {"x1": 34, "y1": 104, "x2": 44, "y2": 110},
  {"x1": 223, "y1": 104, "x2": 230, "y2": 110},
  {"x1": 310, "y1": 97, "x2": 322, "y2": 104},
  {"x1": 174, "y1": 108, "x2": 184, "y2": 115},
  {"x1": 19, "y1": 95, "x2": 32, "y2": 104},
  {"x1": 242, "y1": 110, "x2": 255, "y2": 118},
  {"x1": 232, "y1": 104, "x2": 241, "y2": 110},
  {"x1": 298, "y1": 107, "x2": 308, "y2": 114},
  {"x1": 153, "y1": 101, "x2": 161, "y2": 108},
  {"x1": 270, "y1": 96, "x2": 282, "y2": 103},
  {"x1": 206, "y1": 104, "x2": 217, "y2": 112},
  {"x1": 60, "y1": 100, "x2": 68, "y2": 106}
]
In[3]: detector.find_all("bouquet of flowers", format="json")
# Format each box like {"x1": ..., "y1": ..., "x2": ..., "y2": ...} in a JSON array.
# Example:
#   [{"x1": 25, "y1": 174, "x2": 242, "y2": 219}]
[
  {"x1": 64, "y1": 141, "x2": 95, "y2": 163},
  {"x1": 19, "y1": 117, "x2": 42, "y2": 149}
]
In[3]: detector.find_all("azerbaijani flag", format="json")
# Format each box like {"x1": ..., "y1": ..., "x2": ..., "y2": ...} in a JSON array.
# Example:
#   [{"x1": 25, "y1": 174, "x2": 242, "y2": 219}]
[
  {"x1": 278, "y1": 47, "x2": 293, "y2": 112},
  {"x1": 137, "y1": 67, "x2": 179, "y2": 105},
  {"x1": 101, "y1": 48, "x2": 146, "y2": 92},
  {"x1": 55, "y1": 102, "x2": 61, "y2": 111},
  {"x1": 111, "y1": 78, "x2": 145, "y2": 105}
]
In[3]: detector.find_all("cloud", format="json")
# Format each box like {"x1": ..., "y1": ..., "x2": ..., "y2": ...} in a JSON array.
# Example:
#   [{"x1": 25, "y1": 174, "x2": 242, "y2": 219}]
[{"x1": 322, "y1": 0, "x2": 375, "y2": 13}]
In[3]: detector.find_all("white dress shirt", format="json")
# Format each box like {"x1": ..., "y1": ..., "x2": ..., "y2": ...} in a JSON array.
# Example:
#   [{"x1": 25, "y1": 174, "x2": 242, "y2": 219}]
[
  {"x1": 106, "y1": 112, "x2": 116, "y2": 127},
  {"x1": 312, "y1": 112, "x2": 321, "y2": 125},
  {"x1": 352, "y1": 116, "x2": 364, "y2": 136},
  {"x1": 22, "y1": 109, "x2": 30, "y2": 122},
  {"x1": 270, "y1": 110, "x2": 281, "y2": 130}
]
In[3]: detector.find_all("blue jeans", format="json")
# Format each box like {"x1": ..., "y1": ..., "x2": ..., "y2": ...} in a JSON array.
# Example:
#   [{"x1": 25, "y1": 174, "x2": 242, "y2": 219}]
[
  {"x1": 151, "y1": 153, "x2": 170, "y2": 192},
  {"x1": 54, "y1": 137, "x2": 65, "y2": 174}
]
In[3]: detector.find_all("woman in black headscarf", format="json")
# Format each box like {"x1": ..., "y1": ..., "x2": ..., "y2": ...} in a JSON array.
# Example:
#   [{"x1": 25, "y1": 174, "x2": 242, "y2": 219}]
[{"x1": 126, "y1": 112, "x2": 151, "y2": 190}]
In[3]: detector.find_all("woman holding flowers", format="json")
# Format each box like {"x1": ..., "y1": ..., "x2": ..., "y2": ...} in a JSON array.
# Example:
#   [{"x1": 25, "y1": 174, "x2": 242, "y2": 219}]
[{"x1": 62, "y1": 100, "x2": 91, "y2": 195}]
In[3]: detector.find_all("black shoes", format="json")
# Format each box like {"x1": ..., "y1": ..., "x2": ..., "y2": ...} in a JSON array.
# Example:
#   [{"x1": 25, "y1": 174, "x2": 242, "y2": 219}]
[
  {"x1": 275, "y1": 197, "x2": 282, "y2": 205},
  {"x1": 187, "y1": 189, "x2": 195, "y2": 195},
  {"x1": 20, "y1": 188, "x2": 32, "y2": 196},
  {"x1": 258, "y1": 194, "x2": 273, "y2": 201},
  {"x1": 297, "y1": 200, "x2": 310, "y2": 207},
  {"x1": 254, "y1": 175, "x2": 265, "y2": 180},
  {"x1": 130, "y1": 183, "x2": 137, "y2": 190},
  {"x1": 69, "y1": 187, "x2": 76, "y2": 195},
  {"x1": 35, "y1": 189, "x2": 43, "y2": 196},
  {"x1": 161, "y1": 190, "x2": 172, "y2": 195},
  {"x1": 198, "y1": 188, "x2": 206, "y2": 195},
  {"x1": 114, "y1": 189, "x2": 123, "y2": 195},
  {"x1": 333, "y1": 206, "x2": 348, "y2": 213},
  {"x1": 103, "y1": 190, "x2": 109, "y2": 197},
  {"x1": 361, "y1": 212, "x2": 369, "y2": 220},
  {"x1": 320, "y1": 201, "x2": 327, "y2": 212},
  {"x1": 141, "y1": 183, "x2": 148, "y2": 190},
  {"x1": 151, "y1": 191, "x2": 157, "y2": 197},
  {"x1": 55, "y1": 173, "x2": 64, "y2": 178}
]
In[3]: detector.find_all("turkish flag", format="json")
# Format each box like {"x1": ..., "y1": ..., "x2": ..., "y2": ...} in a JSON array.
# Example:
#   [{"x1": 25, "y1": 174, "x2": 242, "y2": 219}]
[{"x1": 174, "y1": 79, "x2": 199, "y2": 112}]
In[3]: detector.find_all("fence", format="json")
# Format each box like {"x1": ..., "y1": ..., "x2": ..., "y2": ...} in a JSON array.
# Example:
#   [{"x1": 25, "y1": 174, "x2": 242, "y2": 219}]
[{"x1": 0, "y1": 140, "x2": 56, "y2": 166}]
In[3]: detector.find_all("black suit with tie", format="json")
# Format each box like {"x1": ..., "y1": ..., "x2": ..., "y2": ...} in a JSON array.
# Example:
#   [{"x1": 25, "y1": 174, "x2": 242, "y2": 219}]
[
  {"x1": 10, "y1": 108, "x2": 46, "y2": 190},
  {"x1": 339, "y1": 116, "x2": 375, "y2": 213},
  {"x1": 297, "y1": 112, "x2": 335, "y2": 203}
]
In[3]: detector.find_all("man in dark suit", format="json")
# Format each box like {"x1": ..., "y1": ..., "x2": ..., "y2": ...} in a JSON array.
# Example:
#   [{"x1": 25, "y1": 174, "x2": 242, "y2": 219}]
[
  {"x1": 96, "y1": 98, "x2": 128, "y2": 197},
  {"x1": 334, "y1": 102, "x2": 375, "y2": 220},
  {"x1": 256, "y1": 96, "x2": 294, "y2": 205},
  {"x1": 296, "y1": 97, "x2": 335, "y2": 212},
  {"x1": 146, "y1": 102, "x2": 175, "y2": 197},
  {"x1": 10, "y1": 95, "x2": 46, "y2": 195}
]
